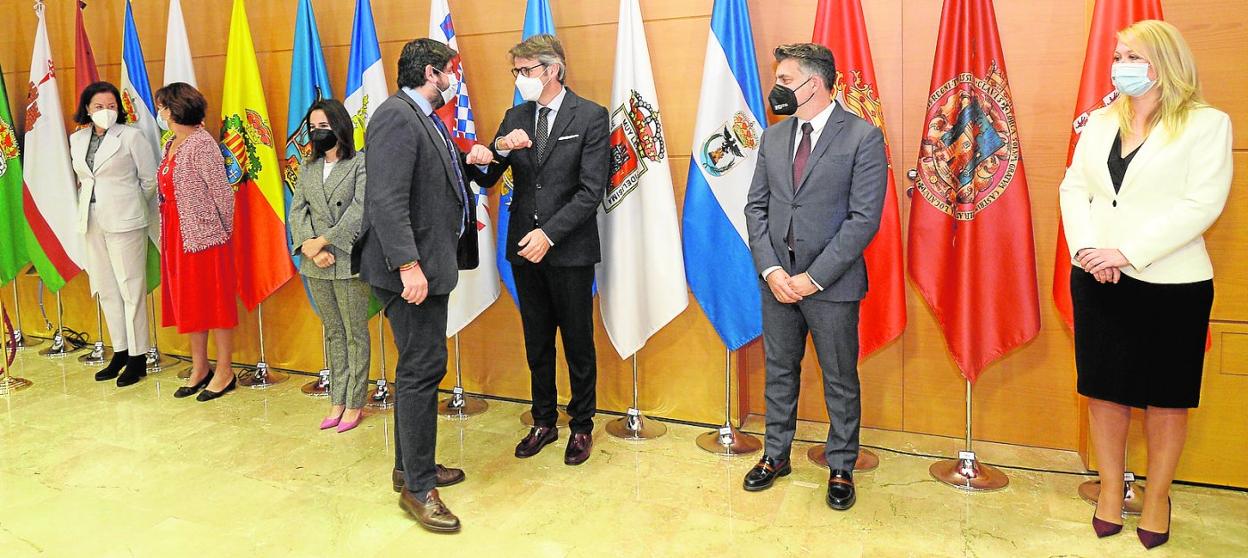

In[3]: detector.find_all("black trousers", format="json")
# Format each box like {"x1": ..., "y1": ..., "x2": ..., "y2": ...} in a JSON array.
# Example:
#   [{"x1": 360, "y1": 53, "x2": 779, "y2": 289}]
[
  {"x1": 512, "y1": 264, "x2": 597, "y2": 433},
  {"x1": 376, "y1": 287, "x2": 449, "y2": 496}
]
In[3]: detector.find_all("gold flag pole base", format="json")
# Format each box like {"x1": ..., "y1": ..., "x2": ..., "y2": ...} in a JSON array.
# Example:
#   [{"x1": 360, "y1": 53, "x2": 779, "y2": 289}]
[
  {"x1": 0, "y1": 375, "x2": 32, "y2": 395},
  {"x1": 696, "y1": 423, "x2": 761, "y2": 456}
]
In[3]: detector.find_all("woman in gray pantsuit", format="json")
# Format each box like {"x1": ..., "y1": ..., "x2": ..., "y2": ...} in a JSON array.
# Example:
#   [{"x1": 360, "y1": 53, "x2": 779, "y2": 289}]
[{"x1": 289, "y1": 99, "x2": 371, "y2": 433}]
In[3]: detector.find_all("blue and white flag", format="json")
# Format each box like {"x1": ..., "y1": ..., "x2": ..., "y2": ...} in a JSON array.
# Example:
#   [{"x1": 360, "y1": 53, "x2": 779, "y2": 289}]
[
  {"x1": 284, "y1": 0, "x2": 333, "y2": 306},
  {"x1": 682, "y1": 0, "x2": 767, "y2": 350},
  {"x1": 344, "y1": 0, "x2": 387, "y2": 150},
  {"x1": 496, "y1": 0, "x2": 556, "y2": 305},
  {"x1": 120, "y1": 0, "x2": 161, "y2": 290}
]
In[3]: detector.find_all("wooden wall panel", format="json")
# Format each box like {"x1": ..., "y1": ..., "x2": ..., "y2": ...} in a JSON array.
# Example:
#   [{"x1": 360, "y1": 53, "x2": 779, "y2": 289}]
[{"x1": 2, "y1": 0, "x2": 1244, "y2": 462}]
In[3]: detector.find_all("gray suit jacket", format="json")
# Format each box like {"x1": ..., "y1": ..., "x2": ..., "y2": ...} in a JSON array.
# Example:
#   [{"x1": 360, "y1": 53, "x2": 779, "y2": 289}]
[
  {"x1": 289, "y1": 154, "x2": 366, "y2": 280},
  {"x1": 354, "y1": 92, "x2": 472, "y2": 297},
  {"x1": 745, "y1": 103, "x2": 888, "y2": 302}
]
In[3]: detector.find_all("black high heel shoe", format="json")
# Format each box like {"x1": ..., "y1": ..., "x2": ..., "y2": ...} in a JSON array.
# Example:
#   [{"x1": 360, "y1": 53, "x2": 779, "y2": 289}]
[
  {"x1": 174, "y1": 373, "x2": 212, "y2": 398},
  {"x1": 196, "y1": 375, "x2": 237, "y2": 402}
]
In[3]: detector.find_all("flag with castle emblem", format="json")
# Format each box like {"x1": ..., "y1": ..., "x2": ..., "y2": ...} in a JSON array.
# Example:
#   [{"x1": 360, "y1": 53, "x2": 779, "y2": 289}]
[
  {"x1": 597, "y1": 0, "x2": 689, "y2": 358},
  {"x1": 908, "y1": 0, "x2": 1041, "y2": 381},
  {"x1": 221, "y1": 0, "x2": 296, "y2": 309}
]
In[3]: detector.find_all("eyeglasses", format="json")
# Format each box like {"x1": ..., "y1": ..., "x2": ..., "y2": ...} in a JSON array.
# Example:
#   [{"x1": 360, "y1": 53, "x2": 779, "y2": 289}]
[{"x1": 510, "y1": 63, "x2": 547, "y2": 79}]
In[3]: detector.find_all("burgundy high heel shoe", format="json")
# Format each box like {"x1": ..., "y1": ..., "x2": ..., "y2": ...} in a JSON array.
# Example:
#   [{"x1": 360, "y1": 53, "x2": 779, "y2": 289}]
[
  {"x1": 1137, "y1": 497, "x2": 1171, "y2": 550},
  {"x1": 1092, "y1": 513, "x2": 1123, "y2": 538}
]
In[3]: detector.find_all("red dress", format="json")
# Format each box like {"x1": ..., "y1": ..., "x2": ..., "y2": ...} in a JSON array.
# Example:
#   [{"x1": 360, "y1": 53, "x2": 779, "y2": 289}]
[{"x1": 159, "y1": 154, "x2": 238, "y2": 333}]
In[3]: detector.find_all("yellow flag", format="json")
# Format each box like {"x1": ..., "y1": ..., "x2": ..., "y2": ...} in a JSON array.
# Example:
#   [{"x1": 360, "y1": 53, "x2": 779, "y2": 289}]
[{"x1": 221, "y1": 0, "x2": 295, "y2": 309}]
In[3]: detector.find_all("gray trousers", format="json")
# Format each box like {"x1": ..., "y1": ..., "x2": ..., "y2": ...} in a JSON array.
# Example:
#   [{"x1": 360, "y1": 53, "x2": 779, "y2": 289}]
[
  {"x1": 760, "y1": 286, "x2": 862, "y2": 471},
  {"x1": 306, "y1": 277, "x2": 372, "y2": 408}
]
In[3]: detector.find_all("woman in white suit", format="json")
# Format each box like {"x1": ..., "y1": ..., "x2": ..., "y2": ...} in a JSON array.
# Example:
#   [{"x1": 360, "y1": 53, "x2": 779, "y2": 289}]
[
  {"x1": 1059, "y1": 21, "x2": 1232, "y2": 549},
  {"x1": 69, "y1": 81, "x2": 158, "y2": 387}
]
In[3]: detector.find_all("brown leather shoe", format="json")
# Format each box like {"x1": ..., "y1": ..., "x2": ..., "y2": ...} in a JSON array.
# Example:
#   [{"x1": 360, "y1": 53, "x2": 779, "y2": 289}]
[
  {"x1": 515, "y1": 426, "x2": 558, "y2": 458},
  {"x1": 399, "y1": 488, "x2": 460, "y2": 533},
  {"x1": 392, "y1": 465, "x2": 466, "y2": 492},
  {"x1": 564, "y1": 432, "x2": 592, "y2": 466}
]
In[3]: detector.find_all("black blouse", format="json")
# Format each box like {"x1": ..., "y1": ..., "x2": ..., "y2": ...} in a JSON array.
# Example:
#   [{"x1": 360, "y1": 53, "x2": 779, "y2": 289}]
[{"x1": 1108, "y1": 133, "x2": 1143, "y2": 194}]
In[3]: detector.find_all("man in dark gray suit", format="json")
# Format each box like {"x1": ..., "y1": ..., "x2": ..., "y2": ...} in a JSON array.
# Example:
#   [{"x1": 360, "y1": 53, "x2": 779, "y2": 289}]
[
  {"x1": 354, "y1": 38, "x2": 494, "y2": 533},
  {"x1": 742, "y1": 43, "x2": 888, "y2": 511}
]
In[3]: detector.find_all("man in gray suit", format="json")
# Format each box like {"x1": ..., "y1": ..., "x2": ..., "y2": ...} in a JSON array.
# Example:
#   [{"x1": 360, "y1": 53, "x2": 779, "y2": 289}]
[
  {"x1": 742, "y1": 43, "x2": 887, "y2": 511},
  {"x1": 354, "y1": 38, "x2": 494, "y2": 533}
]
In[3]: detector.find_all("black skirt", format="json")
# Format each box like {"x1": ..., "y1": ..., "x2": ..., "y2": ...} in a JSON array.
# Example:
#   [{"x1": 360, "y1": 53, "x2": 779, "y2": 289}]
[{"x1": 1071, "y1": 268, "x2": 1213, "y2": 408}]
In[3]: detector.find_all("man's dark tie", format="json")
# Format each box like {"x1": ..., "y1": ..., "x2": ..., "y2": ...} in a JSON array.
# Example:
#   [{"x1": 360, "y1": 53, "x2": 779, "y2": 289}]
[
  {"x1": 792, "y1": 122, "x2": 813, "y2": 191},
  {"x1": 787, "y1": 122, "x2": 814, "y2": 251},
  {"x1": 428, "y1": 113, "x2": 471, "y2": 236},
  {"x1": 535, "y1": 106, "x2": 551, "y2": 161}
]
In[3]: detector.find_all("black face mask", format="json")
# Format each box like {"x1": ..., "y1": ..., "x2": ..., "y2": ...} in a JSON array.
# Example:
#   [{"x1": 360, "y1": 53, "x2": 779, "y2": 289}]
[
  {"x1": 768, "y1": 77, "x2": 813, "y2": 116},
  {"x1": 310, "y1": 128, "x2": 337, "y2": 152}
]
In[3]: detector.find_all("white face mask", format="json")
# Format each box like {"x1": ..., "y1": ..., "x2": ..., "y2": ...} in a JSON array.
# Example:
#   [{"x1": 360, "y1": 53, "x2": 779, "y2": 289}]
[
  {"x1": 515, "y1": 67, "x2": 551, "y2": 103},
  {"x1": 438, "y1": 70, "x2": 459, "y2": 106},
  {"x1": 91, "y1": 109, "x2": 118, "y2": 130},
  {"x1": 156, "y1": 110, "x2": 170, "y2": 131}
]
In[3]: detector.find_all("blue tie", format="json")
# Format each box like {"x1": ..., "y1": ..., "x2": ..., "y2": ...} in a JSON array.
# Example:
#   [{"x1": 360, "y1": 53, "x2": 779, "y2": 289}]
[{"x1": 429, "y1": 113, "x2": 471, "y2": 236}]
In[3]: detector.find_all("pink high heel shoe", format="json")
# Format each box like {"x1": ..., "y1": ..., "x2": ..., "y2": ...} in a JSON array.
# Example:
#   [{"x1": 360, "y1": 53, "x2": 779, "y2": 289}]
[
  {"x1": 336, "y1": 414, "x2": 363, "y2": 433},
  {"x1": 319, "y1": 416, "x2": 341, "y2": 430}
]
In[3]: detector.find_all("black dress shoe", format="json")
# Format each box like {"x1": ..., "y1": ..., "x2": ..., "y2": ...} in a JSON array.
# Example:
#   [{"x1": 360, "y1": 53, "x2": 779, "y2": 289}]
[
  {"x1": 116, "y1": 354, "x2": 148, "y2": 387},
  {"x1": 196, "y1": 375, "x2": 237, "y2": 402},
  {"x1": 564, "y1": 432, "x2": 592, "y2": 466},
  {"x1": 515, "y1": 426, "x2": 558, "y2": 458},
  {"x1": 826, "y1": 469, "x2": 856, "y2": 511},
  {"x1": 174, "y1": 373, "x2": 212, "y2": 398},
  {"x1": 743, "y1": 455, "x2": 791, "y2": 492},
  {"x1": 95, "y1": 350, "x2": 128, "y2": 381}
]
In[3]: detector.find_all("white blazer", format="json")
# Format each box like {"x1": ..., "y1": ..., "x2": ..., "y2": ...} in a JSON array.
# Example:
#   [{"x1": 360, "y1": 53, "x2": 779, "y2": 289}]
[
  {"x1": 70, "y1": 124, "x2": 158, "y2": 235},
  {"x1": 1059, "y1": 105, "x2": 1233, "y2": 284}
]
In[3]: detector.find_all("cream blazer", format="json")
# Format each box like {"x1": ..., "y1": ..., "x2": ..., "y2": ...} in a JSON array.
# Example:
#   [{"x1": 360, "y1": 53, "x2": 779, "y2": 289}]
[
  {"x1": 70, "y1": 124, "x2": 158, "y2": 235},
  {"x1": 1059, "y1": 105, "x2": 1233, "y2": 283}
]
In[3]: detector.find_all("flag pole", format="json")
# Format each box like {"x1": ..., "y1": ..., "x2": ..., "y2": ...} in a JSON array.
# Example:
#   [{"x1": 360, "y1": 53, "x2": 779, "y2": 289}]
[
  {"x1": 146, "y1": 293, "x2": 176, "y2": 372},
  {"x1": 10, "y1": 281, "x2": 44, "y2": 350},
  {"x1": 1, "y1": 299, "x2": 33, "y2": 394},
  {"x1": 366, "y1": 316, "x2": 394, "y2": 410},
  {"x1": 301, "y1": 324, "x2": 331, "y2": 397},
  {"x1": 439, "y1": 333, "x2": 488, "y2": 418},
  {"x1": 607, "y1": 352, "x2": 666, "y2": 440},
  {"x1": 77, "y1": 295, "x2": 111, "y2": 364},
  {"x1": 39, "y1": 292, "x2": 79, "y2": 357},
  {"x1": 239, "y1": 302, "x2": 288, "y2": 387},
  {"x1": 929, "y1": 379, "x2": 1008, "y2": 491},
  {"x1": 696, "y1": 347, "x2": 759, "y2": 455}
]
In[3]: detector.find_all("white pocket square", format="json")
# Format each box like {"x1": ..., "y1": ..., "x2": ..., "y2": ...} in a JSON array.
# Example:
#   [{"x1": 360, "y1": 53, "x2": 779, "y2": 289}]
[{"x1": 558, "y1": 134, "x2": 579, "y2": 141}]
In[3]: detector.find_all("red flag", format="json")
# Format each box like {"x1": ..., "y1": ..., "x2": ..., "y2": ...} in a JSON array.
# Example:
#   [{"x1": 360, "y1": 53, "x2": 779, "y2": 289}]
[
  {"x1": 908, "y1": 0, "x2": 1040, "y2": 381},
  {"x1": 1053, "y1": 0, "x2": 1163, "y2": 329},
  {"x1": 74, "y1": 1, "x2": 100, "y2": 97},
  {"x1": 812, "y1": 0, "x2": 906, "y2": 360}
]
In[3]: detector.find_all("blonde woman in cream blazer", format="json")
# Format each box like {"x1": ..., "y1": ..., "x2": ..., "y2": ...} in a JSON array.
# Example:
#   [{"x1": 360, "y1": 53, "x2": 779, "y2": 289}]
[
  {"x1": 69, "y1": 81, "x2": 158, "y2": 387},
  {"x1": 1058, "y1": 20, "x2": 1232, "y2": 548}
]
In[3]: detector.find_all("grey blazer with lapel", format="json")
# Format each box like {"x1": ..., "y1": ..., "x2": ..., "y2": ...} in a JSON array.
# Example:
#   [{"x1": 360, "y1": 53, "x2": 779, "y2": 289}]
[
  {"x1": 354, "y1": 92, "x2": 472, "y2": 297},
  {"x1": 744, "y1": 103, "x2": 888, "y2": 302},
  {"x1": 289, "y1": 153, "x2": 367, "y2": 280}
]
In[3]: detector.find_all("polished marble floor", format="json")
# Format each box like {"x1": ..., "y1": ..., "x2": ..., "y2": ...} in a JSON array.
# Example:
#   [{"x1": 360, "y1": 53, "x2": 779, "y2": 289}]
[{"x1": 1, "y1": 349, "x2": 1246, "y2": 557}]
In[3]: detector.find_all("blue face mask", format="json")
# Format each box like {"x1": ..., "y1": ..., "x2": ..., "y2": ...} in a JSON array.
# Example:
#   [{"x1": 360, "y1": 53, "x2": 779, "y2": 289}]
[{"x1": 1111, "y1": 62, "x2": 1156, "y2": 97}]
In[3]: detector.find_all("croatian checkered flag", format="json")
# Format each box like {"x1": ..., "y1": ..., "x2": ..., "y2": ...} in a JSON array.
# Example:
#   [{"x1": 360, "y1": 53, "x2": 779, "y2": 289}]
[{"x1": 430, "y1": 0, "x2": 500, "y2": 337}]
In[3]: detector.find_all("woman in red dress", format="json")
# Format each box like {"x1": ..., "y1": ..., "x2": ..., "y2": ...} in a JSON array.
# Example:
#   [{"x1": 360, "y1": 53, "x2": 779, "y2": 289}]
[{"x1": 153, "y1": 83, "x2": 238, "y2": 402}]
